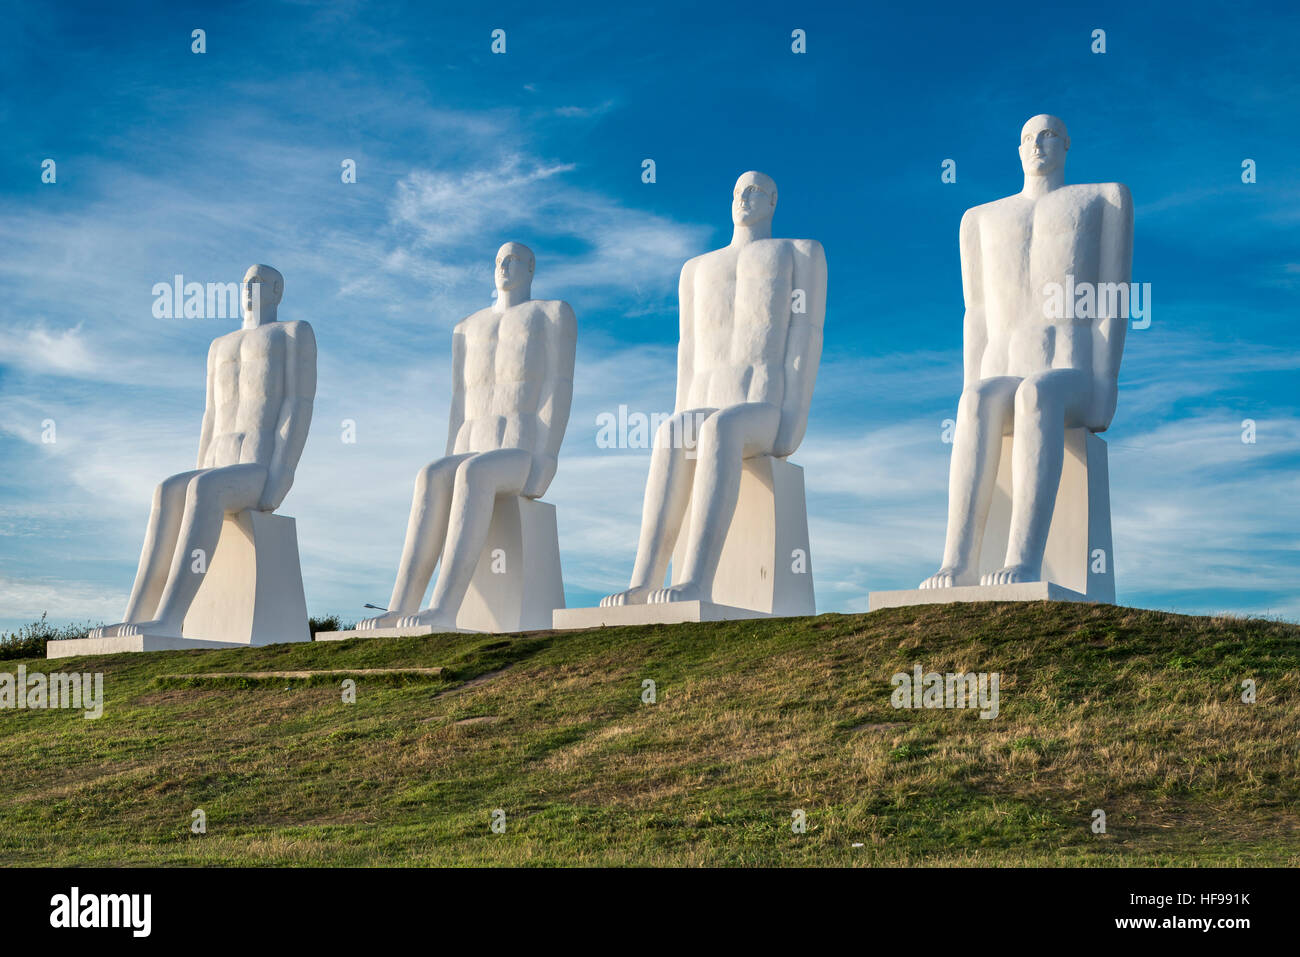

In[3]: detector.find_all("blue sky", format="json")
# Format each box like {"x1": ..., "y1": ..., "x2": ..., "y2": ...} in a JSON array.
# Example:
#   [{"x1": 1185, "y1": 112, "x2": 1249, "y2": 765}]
[{"x1": 1, "y1": 0, "x2": 1297, "y2": 632}]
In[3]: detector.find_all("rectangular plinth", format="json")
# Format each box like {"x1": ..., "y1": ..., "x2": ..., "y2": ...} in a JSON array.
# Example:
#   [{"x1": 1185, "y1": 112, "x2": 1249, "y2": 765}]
[
  {"x1": 315, "y1": 624, "x2": 475, "y2": 642},
  {"x1": 553, "y1": 600, "x2": 771, "y2": 630},
  {"x1": 867, "y1": 581, "x2": 1088, "y2": 611},
  {"x1": 672, "y1": 456, "x2": 815, "y2": 617},
  {"x1": 48, "y1": 634, "x2": 246, "y2": 659}
]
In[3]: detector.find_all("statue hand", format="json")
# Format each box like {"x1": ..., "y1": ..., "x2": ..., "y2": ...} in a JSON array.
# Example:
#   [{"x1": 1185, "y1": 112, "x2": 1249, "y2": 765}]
[
  {"x1": 771, "y1": 415, "x2": 800, "y2": 458},
  {"x1": 256, "y1": 484, "x2": 285, "y2": 512},
  {"x1": 522, "y1": 455, "x2": 556, "y2": 499},
  {"x1": 1085, "y1": 380, "x2": 1118, "y2": 433}
]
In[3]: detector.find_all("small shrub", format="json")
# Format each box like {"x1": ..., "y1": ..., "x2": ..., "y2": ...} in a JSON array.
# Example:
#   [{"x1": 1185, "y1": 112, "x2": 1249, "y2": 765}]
[
  {"x1": 308, "y1": 615, "x2": 354, "y2": 639},
  {"x1": 0, "y1": 613, "x2": 98, "y2": 660}
]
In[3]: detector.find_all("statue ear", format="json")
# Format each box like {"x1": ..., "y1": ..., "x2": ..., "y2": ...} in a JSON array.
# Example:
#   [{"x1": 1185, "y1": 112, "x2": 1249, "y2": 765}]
[{"x1": 1065, "y1": 135, "x2": 1071, "y2": 151}]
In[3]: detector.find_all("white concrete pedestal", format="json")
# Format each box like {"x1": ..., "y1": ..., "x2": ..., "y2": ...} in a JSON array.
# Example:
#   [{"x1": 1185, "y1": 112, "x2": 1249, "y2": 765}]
[
  {"x1": 869, "y1": 581, "x2": 1087, "y2": 611},
  {"x1": 318, "y1": 496, "x2": 564, "y2": 640},
  {"x1": 50, "y1": 510, "x2": 311, "y2": 658},
  {"x1": 554, "y1": 455, "x2": 814, "y2": 629},
  {"x1": 552, "y1": 599, "x2": 770, "y2": 630},
  {"x1": 459, "y1": 496, "x2": 565, "y2": 631},
  {"x1": 868, "y1": 429, "x2": 1115, "y2": 611}
]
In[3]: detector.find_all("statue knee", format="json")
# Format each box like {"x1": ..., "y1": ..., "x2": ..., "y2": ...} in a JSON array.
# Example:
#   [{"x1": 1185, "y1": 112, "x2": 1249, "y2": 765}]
[
  {"x1": 452, "y1": 455, "x2": 489, "y2": 492},
  {"x1": 414, "y1": 461, "x2": 439, "y2": 490},
  {"x1": 152, "y1": 479, "x2": 172, "y2": 507},
  {"x1": 695, "y1": 410, "x2": 740, "y2": 456},
  {"x1": 654, "y1": 412, "x2": 694, "y2": 451},
  {"x1": 155, "y1": 472, "x2": 192, "y2": 505},
  {"x1": 185, "y1": 472, "x2": 220, "y2": 509},
  {"x1": 957, "y1": 386, "x2": 982, "y2": 419},
  {"x1": 1014, "y1": 377, "x2": 1051, "y2": 418},
  {"x1": 416, "y1": 457, "x2": 461, "y2": 495}
]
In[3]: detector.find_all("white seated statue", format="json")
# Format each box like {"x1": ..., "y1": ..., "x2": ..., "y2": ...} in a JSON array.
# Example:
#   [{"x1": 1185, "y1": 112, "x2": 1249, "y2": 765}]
[
  {"x1": 354, "y1": 242, "x2": 576, "y2": 634},
  {"x1": 597, "y1": 171, "x2": 826, "y2": 617},
  {"x1": 918, "y1": 115, "x2": 1133, "y2": 600},
  {"x1": 88, "y1": 265, "x2": 316, "y2": 645}
]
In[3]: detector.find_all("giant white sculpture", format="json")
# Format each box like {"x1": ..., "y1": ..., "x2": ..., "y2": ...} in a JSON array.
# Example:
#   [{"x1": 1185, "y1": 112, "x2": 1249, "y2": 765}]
[
  {"x1": 555, "y1": 171, "x2": 826, "y2": 628},
  {"x1": 321, "y1": 242, "x2": 575, "y2": 639},
  {"x1": 57, "y1": 265, "x2": 317, "y2": 656},
  {"x1": 872, "y1": 115, "x2": 1132, "y2": 610}
]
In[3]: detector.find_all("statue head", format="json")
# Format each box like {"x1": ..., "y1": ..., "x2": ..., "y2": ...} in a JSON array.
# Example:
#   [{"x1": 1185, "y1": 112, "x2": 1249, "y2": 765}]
[
  {"x1": 732, "y1": 171, "x2": 777, "y2": 227},
  {"x1": 495, "y1": 242, "x2": 535, "y2": 295},
  {"x1": 1019, "y1": 114, "x2": 1069, "y2": 177},
  {"x1": 242, "y1": 264, "x2": 283, "y2": 324}
]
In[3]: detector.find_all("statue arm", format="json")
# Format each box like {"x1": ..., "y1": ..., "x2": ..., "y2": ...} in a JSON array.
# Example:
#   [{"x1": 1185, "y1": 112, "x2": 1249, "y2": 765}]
[
  {"x1": 195, "y1": 339, "x2": 218, "y2": 469},
  {"x1": 1088, "y1": 183, "x2": 1134, "y2": 432},
  {"x1": 673, "y1": 261, "x2": 696, "y2": 414},
  {"x1": 444, "y1": 328, "x2": 467, "y2": 457},
  {"x1": 959, "y1": 209, "x2": 986, "y2": 390},
  {"x1": 524, "y1": 303, "x2": 578, "y2": 498},
  {"x1": 258, "y1": 322, "x2": 317, "y2": 511},
  {"x1": 773, "y1": 240, "x2": 827, "y2": 458}
]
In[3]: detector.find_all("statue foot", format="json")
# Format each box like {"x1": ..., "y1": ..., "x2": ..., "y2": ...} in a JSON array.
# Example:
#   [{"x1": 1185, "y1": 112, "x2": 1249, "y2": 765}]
[
  {"x1": 648, "y1": 583, "x2": 704, "y2": 604},
  {"x1": 600, "y1": 586, "x2": 654, "y2": 607},
  {"x1": 120, "y1": 619, "x2": 183, "y2": 639},
  {"x1": 918, "y1": 567, "x2": 968, "y2": 589},
  {"x1": 980, "y1": 565, "x2": 1039, "y2": 586},
  {"x1": 357, "y1": 613, "x2": 403, "y2": 631},
  {"x1": 89, "y1": 622, "x2": 129, "y2": 639},
  {"x1": 392, "y1": 609, "x2": 459, "y2": 633}
]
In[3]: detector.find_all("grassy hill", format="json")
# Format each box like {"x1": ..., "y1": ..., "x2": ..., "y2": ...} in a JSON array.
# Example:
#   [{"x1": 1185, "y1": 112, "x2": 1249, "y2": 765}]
[{"x1": 1, "y1": 601, "x2": 1297, "y2": 866}]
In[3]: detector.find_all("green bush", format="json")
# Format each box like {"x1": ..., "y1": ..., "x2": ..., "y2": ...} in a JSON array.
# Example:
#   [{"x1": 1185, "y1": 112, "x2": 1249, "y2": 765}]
[
  {"x1": 0, "y1": 613, "x2": 97, "y2": 660},
  {"x1": 0, "y1": 613, "x2": 355, "y2": 653},
  {"x1": 308, "y1": 615, "x2": 354, "y2": 639}
]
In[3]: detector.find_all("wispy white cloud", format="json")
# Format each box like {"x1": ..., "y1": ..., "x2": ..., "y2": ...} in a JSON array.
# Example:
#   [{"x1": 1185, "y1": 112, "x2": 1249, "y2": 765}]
[
  {"x1": 0, "y1": 324, "x2": 101, "y2": 378},
  {"x1": 386, "y1": 152, "x2": 709, "y2": 308}
]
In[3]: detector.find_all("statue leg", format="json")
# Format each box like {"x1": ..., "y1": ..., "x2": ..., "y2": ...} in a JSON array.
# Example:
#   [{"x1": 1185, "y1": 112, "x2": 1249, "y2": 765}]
[
  {"x1": 602, "y1": 409, "x2": 716, "y2": 606},
  {"x1": 985, "y1": 369, "x2": 1091, "y2": 584},
  {"x1": 920, "y1": 377, "x2": 1019, "y2": 588},
  {"x1": 650, "y1": 402, "x2": 781, "y2": 604},
  {"x1": 121, "y1": 464, "x2": 269, "y2": 638},
  {"x1": 90, "y1": 470, "x2": 205, "y2": 638},
  {"x1": 394, "y1": 448, "x2": 533, "y2": 630},
  {"x1": 358, "y1": 454, "x2": 470, "y2": 630}
]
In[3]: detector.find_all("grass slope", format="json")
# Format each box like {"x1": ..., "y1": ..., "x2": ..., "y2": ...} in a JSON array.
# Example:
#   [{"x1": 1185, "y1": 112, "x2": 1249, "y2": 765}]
[{"x1": 1, "y1": 602, "x2": 1297, "y2": 866}]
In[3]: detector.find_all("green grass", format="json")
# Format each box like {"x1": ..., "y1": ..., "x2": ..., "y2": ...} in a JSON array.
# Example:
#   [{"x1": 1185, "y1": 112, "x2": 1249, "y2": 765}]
[{"x1": 2, "y1": 601, "x2": 1297, "y2": 866}]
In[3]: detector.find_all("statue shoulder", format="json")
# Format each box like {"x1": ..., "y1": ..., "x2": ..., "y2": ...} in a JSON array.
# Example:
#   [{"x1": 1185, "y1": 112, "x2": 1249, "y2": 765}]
[
  {"x1": 681, "y1": 250, "x2": 713, "y2": 279},
  {"x1": 535, "y1": 298, "x2": 575, "y2": 317},
  {"x1": 961, "y1": 197, "x2": 1009, "y2": 230},
  {"x1": 277, "y1": 321, "x2": 316, "y2": 359},
  {"x1": 537, "y1": 299, "x2": 578, "y2": 333},
  {"x1": 209, "y1": 328, "x2": 237, "y2": 353},
  {"x1": 1061, "y1": 181, "x2": 1132, "y2": 209},
  {"x1": 786, "y1": 238, "x2": 825, "y2": 267},
  {"x1": 280, "y1": 319, "x2": 314, "y2": 340},
  {"x1": 1099, "y1": 181, "x2": 1133, "y2": 210},
  {"x1": 455, "y1": 306, "x2": 494, "y2": 332},
  {"x1": 739, "y1": 238, "x2": 804, "y2": 270}
]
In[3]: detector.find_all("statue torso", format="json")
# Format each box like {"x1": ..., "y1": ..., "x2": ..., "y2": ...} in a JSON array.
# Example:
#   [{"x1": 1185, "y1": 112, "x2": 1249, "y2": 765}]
[
  {"x1": 206, "y1": 322, "x2": 289, "y2": 468},
  {"x1": 452, "y1": 300, "x2": 558, "y2": 457},
  {"x1": 682, "y1": 238, "x2": 795, "y2": 410},
  {"x1": 971, "y1": 184, "x2": 1114, "y2": 379}
]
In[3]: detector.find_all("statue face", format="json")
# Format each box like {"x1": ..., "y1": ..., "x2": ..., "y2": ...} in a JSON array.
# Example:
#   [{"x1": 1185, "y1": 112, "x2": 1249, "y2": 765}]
[
  {"x1": 1019, "y1": 115, "x2": 1069, "y2": 177},
  {"x1": 732, "y1": 173, "x2": 776, "y2": 227},
  {"x1": 242, "y1": 265, "x2": 282, "y2": 321},
  {"x1": 495, "y1": 243, "x2": 534, "y2": 293}
]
